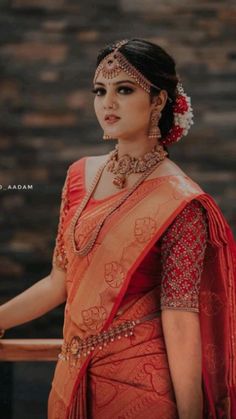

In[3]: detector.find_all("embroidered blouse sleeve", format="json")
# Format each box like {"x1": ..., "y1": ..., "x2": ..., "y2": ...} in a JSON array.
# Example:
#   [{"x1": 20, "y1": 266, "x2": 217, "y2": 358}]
[
  {"x1": 160, "y1": 199, "x2": 208, "y2": 312},
  {"x1": 52, "y1": 167, "x2": 71, "y2": 272}
]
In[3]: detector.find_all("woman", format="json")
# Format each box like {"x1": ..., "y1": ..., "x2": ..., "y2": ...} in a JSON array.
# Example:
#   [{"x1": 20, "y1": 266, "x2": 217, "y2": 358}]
[{"x1": 0, "y1": 38, "x2": 235, "y2": 419}]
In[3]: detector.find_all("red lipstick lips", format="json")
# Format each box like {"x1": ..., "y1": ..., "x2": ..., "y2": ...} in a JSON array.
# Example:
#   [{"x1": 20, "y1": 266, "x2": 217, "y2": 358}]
[{"x1": 104, "y1": 114, "x2": 120, "y2": 123}]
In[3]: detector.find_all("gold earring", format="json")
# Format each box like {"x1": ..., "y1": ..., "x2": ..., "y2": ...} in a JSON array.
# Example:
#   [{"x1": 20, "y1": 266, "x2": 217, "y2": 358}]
[
  {"x1": 148, "y1": 108, "x2": 162, "y2": 140},
  {"x1": 103, "y1": 133, "x2": 114, "y2": 140}
]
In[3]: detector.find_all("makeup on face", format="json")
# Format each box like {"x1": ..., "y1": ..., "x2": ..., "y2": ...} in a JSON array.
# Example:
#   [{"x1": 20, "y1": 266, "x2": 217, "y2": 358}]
[{"x1": 91, "y1": 79, "x2": 137, "y2": 96}]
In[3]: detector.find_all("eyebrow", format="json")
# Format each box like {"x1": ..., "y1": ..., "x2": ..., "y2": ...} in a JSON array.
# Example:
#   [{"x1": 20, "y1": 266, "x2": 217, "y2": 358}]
[{"x1": 93, "y1": 80, "x2": 137, "y2": 86}]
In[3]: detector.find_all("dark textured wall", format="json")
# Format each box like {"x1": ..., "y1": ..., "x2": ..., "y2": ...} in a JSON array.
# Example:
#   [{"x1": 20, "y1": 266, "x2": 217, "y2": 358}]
[
  {"x1": 0, "y1": 0, "x2": 235, "y2": 417},
  {"x1": 1, "y1": 0, "x2": 236, "y2": 291}
]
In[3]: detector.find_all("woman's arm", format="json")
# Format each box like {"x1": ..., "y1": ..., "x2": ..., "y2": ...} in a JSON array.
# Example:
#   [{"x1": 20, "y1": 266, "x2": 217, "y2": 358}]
[
  {"x1": 162, "y1": 309, "x2": 203, "y2": 419},
  {"x1": 0, "y1": 164, "x2": 72, "y2": 333},
  {"x1": 159, "y1": 200, "x2": 208, "y2": 417},
  {"x1": 0, "y1": 267, "x2": 67, "y2": 331}
]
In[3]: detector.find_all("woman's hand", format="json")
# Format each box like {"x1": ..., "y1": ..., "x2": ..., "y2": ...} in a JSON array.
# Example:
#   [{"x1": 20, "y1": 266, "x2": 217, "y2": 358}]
[
  {"x1": 0, "y1": 266, "x2": 67, "y2": 331},
  {"x1": 161, "y1": 309, "x2": 203, "y2": 419}
]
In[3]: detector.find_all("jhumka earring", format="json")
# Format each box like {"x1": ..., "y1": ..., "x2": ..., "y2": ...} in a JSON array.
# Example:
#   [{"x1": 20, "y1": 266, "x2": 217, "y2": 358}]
[
  {"x1": 103, "y1": 133, "x2": 113, "y2": 140},
  {"x1": 148, "y1": 108, "x2": 162, "y2": 140}
]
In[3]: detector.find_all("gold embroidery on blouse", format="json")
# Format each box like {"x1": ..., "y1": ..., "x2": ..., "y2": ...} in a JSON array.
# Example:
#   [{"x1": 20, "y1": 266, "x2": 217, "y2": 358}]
[{"x1": 160, "y1": 200, "x2": 208, "y2": 312}]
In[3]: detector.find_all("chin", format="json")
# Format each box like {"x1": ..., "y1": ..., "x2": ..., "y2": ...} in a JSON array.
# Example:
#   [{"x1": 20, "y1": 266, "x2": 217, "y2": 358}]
[{"x1": 106, "y1": 130, "x2": 124, "y2": 138}]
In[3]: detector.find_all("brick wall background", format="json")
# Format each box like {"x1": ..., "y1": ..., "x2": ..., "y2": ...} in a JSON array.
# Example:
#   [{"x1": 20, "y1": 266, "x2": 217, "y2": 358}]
[{"x1": 0, "y1": 0, "x2": 235, "y2": 417}]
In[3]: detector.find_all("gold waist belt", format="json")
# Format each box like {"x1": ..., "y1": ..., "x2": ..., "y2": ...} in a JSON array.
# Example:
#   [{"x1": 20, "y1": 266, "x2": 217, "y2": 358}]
[{"x1": 59, "y1": 310, "x2": 161, "y2": 361}]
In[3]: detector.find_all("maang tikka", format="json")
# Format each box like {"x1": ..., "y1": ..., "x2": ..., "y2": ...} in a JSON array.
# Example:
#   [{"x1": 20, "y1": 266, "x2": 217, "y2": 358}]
[{"x1": 94, "y1": 39, "x2": 170, "y2": 141}]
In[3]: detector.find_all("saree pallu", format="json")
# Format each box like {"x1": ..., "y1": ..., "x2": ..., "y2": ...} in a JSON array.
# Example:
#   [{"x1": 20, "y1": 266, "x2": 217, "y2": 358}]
[{"x1": 48, "y1": 160, "x2": 236, "y2": 419}]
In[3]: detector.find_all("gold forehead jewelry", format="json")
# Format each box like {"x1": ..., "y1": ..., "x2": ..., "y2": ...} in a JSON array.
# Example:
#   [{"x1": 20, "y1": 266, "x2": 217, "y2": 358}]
[{"x1": 94, "y1": 39, "x2": 172, "y2": 99}]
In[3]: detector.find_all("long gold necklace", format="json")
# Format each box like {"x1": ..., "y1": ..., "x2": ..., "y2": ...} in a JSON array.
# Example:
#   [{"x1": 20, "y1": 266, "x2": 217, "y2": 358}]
[{"x1": 70, "y1": 146, "x2": 167, "y2": 257}]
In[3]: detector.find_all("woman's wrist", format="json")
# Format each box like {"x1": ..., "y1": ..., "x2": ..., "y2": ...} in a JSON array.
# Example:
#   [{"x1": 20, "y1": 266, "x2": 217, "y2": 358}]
[{"x1": 177, "y1": 391, "x2": 203, "y2": 419}]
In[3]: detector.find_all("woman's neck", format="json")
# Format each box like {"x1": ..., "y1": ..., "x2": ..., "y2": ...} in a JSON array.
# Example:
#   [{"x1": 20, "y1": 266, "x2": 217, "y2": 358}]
[{"x1": 116, "y1": 138, "x2": 160, "y2": 159}]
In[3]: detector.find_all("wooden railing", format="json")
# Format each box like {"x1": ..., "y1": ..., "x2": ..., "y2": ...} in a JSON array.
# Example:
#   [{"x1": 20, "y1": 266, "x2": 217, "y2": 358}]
[{"x1": 0, "y1": 339, "x2": 63, "y2": 361}]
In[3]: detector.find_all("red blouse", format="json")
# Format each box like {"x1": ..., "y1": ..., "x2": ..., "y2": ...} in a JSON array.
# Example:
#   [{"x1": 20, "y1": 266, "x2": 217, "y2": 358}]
[
  {"x1": 122, "y1": 199, "x2": 208, "y2": 312},
  {"x1": 52, "y1": 158, "x2": 208, "y2": 313}
]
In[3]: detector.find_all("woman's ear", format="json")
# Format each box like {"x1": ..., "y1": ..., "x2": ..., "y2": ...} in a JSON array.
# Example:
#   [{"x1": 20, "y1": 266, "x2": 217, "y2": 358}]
[{"x1": 151, "y1": 90, "x2": 168, "y2": 112}]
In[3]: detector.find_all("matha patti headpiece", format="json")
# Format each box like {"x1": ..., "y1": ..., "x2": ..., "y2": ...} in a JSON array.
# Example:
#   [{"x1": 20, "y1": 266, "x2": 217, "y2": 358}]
[
  {"x1": 94, "y1": 39, "x2": 194, "y2": 145},
  {"x1": 93, "y1": 39, "x2": 171, "y2": 99}
]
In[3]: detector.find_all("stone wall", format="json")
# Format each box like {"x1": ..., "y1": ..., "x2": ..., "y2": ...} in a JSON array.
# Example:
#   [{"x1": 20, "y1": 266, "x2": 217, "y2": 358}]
[{"x1": 0, "y1": 0, "x2": 235, "y2": 416}]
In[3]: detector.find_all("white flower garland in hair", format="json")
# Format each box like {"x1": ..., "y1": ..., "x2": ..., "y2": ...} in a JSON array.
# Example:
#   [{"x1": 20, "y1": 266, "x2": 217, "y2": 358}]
[{"x1": 161, "y1": 82, "x2": 194, "y2": 145}]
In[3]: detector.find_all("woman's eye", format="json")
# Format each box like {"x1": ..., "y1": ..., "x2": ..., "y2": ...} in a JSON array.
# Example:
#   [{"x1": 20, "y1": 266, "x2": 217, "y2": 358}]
[
  {"x1": 91, "y1": 87, "x2": 106, "y2": 96},
  {"x1": 91, "y1": 86, "x2": 134, "y2": 96},
  {"x1": 118, "y1": 86, "x2": 133, "y2": 94}
]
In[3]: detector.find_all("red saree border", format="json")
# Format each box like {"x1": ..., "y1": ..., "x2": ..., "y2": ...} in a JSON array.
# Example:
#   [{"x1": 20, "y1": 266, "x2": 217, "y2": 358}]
[
  {"x1": 198, "y1": 194, "x2": 236, "y2": 388},
  {"x1": 108, "y1": 196, "x2": 201, "y2": 324}
]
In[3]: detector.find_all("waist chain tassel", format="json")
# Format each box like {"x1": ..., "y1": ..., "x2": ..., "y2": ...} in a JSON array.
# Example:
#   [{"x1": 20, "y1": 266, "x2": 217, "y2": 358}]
[{"x1": 58, "y1": 310, "x2": 161, "y2": 362}]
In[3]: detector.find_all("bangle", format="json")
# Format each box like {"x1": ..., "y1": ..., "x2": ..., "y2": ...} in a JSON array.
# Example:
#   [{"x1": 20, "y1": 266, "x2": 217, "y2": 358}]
[{"x1": 0, "y1": 329, "x2": 5, "y2": 339}]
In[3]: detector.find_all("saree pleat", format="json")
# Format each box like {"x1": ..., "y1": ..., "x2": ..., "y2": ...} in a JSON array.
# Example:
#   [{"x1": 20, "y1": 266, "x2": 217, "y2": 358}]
[
  {"x1": 69, "y1": 373, "x2": 88, "y2": 419},
  {"x1": 87, "y1": 327, "x2": 177, "y2": 417},
  {"x1": 68, "y1": 302, "x2": 178, "y2": 419}
]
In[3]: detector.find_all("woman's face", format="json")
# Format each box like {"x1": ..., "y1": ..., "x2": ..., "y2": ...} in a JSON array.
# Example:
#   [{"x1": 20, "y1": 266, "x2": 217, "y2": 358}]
[{"x1": 93, "y1": 70, "x2": 167, "y2": 142}]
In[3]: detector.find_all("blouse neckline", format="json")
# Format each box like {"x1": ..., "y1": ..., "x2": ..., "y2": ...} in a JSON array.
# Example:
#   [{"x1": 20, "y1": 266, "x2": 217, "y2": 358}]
[{"x1": 81, "y1": 156, "x2": 163, "y2": 204}]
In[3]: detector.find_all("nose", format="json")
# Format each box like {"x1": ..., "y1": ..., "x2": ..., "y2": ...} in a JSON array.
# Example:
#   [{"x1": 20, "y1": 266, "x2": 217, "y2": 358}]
[{"x1": 103, "y1": 90, "x2": 117, "y2": 110}]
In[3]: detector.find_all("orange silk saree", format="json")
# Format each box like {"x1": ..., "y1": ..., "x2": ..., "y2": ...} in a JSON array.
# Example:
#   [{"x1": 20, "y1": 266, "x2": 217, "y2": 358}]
[{"x1": 48, "y1": 159, "x2": 236, "y2": 419}]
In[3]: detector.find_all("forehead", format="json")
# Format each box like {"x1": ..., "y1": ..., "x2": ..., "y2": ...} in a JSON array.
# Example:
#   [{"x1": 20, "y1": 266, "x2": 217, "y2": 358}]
[{"x1": 94, "y1": 70, "x2": 137, "y2": 85}]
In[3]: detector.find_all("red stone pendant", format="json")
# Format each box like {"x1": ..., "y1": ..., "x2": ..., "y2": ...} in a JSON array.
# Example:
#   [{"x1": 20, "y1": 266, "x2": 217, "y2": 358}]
[{"x1": 113, "y1": 175, "x2": 126, "y2": 189}]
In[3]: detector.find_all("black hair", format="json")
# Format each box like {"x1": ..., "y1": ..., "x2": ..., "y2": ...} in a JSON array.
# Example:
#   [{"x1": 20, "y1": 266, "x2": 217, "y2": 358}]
[{"x1": 96, "y1": 38, "x2": 179, "y2": 149}]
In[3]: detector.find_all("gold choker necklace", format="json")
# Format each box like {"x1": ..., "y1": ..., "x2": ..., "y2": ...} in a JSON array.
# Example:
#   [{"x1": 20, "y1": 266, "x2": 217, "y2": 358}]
[{"x1": 106, "y1": 144, "x2": 167, "y2": 189}]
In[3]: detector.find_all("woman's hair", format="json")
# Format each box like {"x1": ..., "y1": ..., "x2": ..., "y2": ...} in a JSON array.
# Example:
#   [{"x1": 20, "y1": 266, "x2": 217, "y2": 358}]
[{"x1": 96, "y1": 38, "x2": 179, "y2": 140}]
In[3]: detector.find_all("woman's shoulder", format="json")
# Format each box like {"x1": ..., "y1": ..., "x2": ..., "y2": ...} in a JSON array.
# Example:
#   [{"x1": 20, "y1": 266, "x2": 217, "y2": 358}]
[
  {"x1": 68, "y1": 156, "x2": 86, "y2": 172},
  {"x1": 151, "y1": 157, "x2": 204, "y2": 197},
  {"x1": 151, "y1": 157, "x2": 189, "y2": 178},
  {"x1": 69, "y1": 154, "x2": 108, "y2": 173},
  {"x1": 161, "y1": 199, "x2": 208, "y2": 248},
  {"x1": 68, "y1": 154, "x2": 187, "y2": 179},
  {"x1": 66, "y1": 154, "x2": 108, "y2": 193}
]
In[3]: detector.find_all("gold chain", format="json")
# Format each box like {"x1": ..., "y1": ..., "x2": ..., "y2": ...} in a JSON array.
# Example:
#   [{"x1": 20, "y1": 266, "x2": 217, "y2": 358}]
[
  {"x1": 58, "y1": 310, "x2": 161, "y2": 361},
  {"x1": 70, "y1": 153, "x2": 166, "y2": 257}
]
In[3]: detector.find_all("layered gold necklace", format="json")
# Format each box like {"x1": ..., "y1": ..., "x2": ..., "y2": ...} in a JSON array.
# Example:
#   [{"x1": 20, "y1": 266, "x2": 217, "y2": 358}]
[{"x1": 70, "y1": 144, "x2": 167, "y2": 257}]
